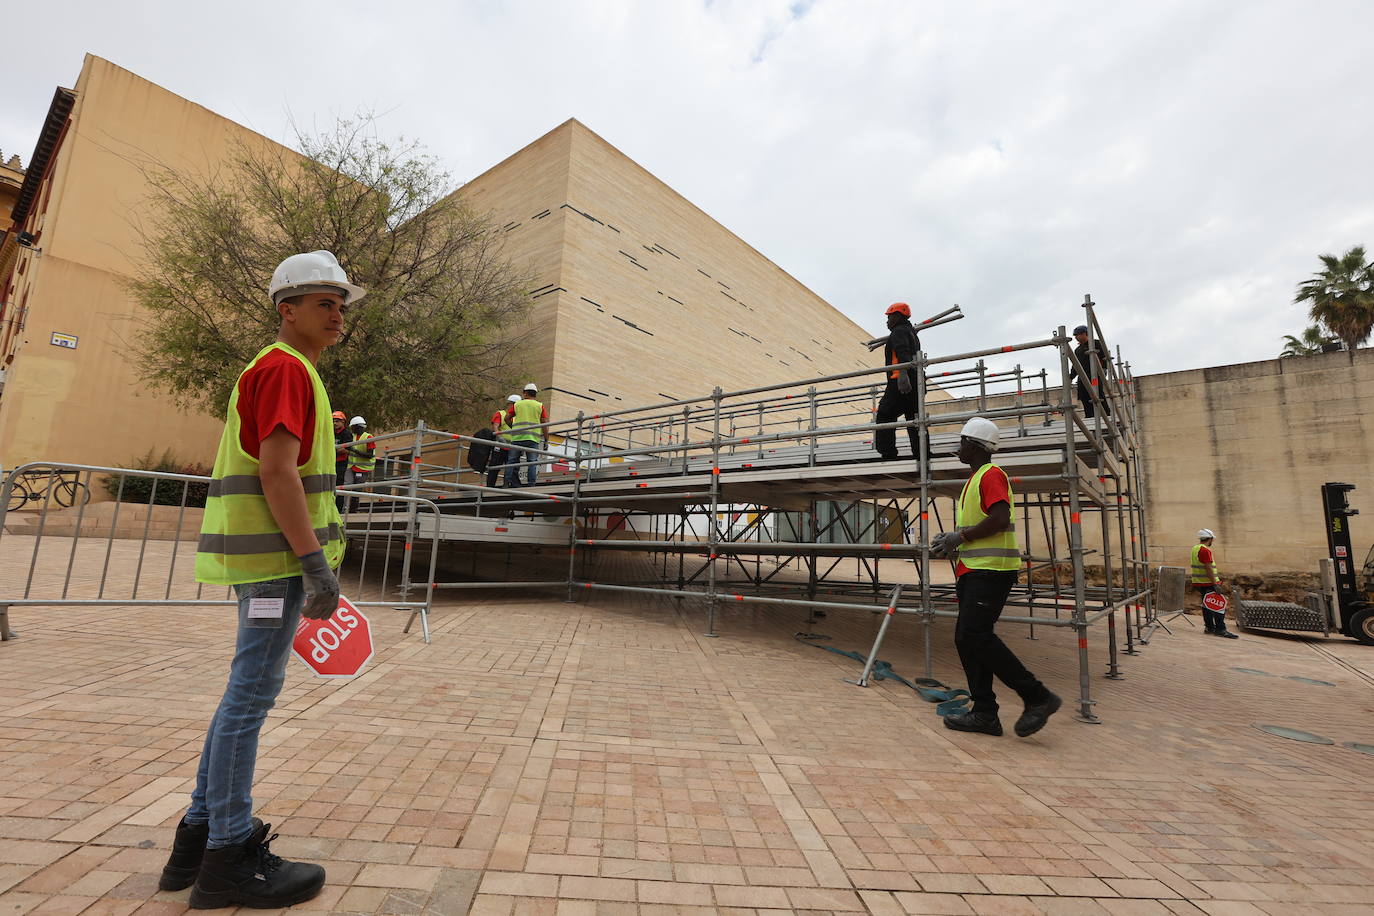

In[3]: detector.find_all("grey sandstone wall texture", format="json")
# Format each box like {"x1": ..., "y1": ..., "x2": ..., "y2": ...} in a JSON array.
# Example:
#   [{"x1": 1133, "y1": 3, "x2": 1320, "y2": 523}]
[{"x1": 1137, "y1": 348, "x2": 1374, "y2": 575}]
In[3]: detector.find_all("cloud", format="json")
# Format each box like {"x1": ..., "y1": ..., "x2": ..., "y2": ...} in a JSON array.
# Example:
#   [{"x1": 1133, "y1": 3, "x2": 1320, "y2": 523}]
[{"x1": 5, "y1": 0, "x2": 1374, "y2": 379}]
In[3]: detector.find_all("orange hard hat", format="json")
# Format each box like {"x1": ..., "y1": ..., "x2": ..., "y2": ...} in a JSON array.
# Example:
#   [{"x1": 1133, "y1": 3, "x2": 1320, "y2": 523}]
[
  {"x1": 332, "y1": 411, "x2": 346, "y2": 420},
  {"x1": 885, "y1": 302, "x2": 911, "y2": 317}
]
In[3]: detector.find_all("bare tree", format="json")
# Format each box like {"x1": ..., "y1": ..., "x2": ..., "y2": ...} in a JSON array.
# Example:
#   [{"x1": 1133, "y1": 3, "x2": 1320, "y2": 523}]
[{"x1": 130, "y1": 118, "x2": 531, "y2": 429}]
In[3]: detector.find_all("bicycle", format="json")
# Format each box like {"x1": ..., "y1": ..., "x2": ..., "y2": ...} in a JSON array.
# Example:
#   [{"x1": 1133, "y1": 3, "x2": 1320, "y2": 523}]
[{"x1": 4, "y1": 468, "x2": 91, "y2": 513}]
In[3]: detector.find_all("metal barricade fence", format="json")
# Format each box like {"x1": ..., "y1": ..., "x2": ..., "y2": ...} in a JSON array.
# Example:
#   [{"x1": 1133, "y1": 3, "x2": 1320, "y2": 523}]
[{"x1": 0, "y1": 462, "x2": 440, "y2": 643}]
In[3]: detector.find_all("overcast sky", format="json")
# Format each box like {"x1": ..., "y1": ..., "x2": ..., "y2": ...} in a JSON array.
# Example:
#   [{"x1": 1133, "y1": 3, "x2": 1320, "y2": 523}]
[{"x1": 5, "y1": 0, "x2": 1372, "y2": 379}]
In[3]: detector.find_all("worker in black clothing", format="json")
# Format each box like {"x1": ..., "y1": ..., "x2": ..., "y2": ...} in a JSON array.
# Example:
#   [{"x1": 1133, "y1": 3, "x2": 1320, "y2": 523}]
[
  {"x1": 1068, "y1": 324, "x2": 1111, "y2": 419},
  {"x1": 873, "y1": 302, "x2": 926, "y2": 462},
  {"x1": 332, "y1": 411, "x2": 351, "y2": 511}
]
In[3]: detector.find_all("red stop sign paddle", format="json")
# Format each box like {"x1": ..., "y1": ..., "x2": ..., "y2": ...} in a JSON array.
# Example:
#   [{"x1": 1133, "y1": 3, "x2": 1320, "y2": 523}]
[
  {"x1": 292, "y1": 596, "x2": 374, "y2": 677},
  {"x1": 1202, "y1": 591, "x2": 1228, "y2": 612}
]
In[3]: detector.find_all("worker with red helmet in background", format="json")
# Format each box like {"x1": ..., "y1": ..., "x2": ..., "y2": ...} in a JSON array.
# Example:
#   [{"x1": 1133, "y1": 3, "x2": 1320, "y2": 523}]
[
  {"x1": 874, "y1": 302, "x2": 926, "y2": 463},
  {"x1": 332, "y1": 411, "x2": 350, "y2": 510}
]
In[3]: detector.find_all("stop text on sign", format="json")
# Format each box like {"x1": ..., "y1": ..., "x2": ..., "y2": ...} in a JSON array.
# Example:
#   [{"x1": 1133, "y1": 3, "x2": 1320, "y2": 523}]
[
  {"x1": 304, "y1": 606, "x2": 360, "y2": 661},
  {"x1": 292, "y1": 596, "x2": 374, "y2": 677}
]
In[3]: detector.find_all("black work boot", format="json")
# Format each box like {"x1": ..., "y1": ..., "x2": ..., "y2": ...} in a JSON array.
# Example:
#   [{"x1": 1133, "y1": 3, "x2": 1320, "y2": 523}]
[
  {"x1": 159, "y1": 819, "x2": 209, "y2": 891},
  {"x1": 943, "y1": 710, "x2": 1003, "y2": 736},
  {"x1": 1216, "y1": 630, "x2": 1239, "y2": 639},
  {"x1": 1014, "y1": 690, "x2": 1063, "y2": 738},
  {"x1": 188, "y1": 821, "x2": 324, "y2": 910},
  {"x1": 160, "y1": 817, "x2": 263, "y2": 891}
]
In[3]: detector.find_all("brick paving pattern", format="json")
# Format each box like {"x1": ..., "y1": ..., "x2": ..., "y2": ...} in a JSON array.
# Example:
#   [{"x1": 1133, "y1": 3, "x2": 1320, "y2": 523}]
[{"x1": 3, "y1": 536, "x2": 1374, "y2": 913}]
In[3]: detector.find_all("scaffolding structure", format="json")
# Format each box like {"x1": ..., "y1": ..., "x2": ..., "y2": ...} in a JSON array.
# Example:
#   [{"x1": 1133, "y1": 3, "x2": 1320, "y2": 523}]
[{"x1": 346, "y1": 296, "x2": 1152, "y2": 723}]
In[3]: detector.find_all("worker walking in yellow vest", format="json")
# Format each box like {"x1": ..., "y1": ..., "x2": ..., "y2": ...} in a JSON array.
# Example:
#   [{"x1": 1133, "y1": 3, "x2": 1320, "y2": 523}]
[
  {"x1": 931, "y1": 417, "x2": 1062, "y2": 737},
  {"x1": 486, "y1": 395, "x2": 520, "y2": 488},
  {"x1": 343, "y1": 416, "x2": 377, "y2": 511},
  {"x1": 166, "y1": 251, "x2": 361, "y2": 909},
  {"x1": 1192, "y1": 528, "x2": 1237, "y2": 638},
  {"x1": 505, "y1": 382, "x2": 548, "y2": 487}
]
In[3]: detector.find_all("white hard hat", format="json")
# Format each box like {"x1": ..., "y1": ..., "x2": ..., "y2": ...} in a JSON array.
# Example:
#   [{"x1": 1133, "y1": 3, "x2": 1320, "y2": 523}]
[
  {"x1": 269, "y1": 250, "x2": 366, "y2": 306},
  {"x1": 350, "y1": 416, "x2": 366, "y2": 427},
  {"x1": 523, "y1": 382, "x2": 538, "y2": 393},
  {"x1": 1197, "y1": 528, "x2": 1215, "y2": 540},
  {"x1": 959, "y1": 417, "x2": 1000, "y2": 452},
  {"x1": 507, "y1": 394, "x2": 521, "y2": 403}
]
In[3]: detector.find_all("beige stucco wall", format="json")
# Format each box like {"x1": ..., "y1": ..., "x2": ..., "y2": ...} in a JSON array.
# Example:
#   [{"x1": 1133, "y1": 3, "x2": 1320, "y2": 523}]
[
  {"x1": 4, "y1": 69, "x2": 897, "y2": 474},
  {"x1": 0, "y1": 55, "x2": 291, "y2": 471},
  {"x1": 1137, "y1": 349, "x2": 1374, "y2": 575},
  {"x1": 454, "y1": 119, "x2": 894, "y2": 430}
]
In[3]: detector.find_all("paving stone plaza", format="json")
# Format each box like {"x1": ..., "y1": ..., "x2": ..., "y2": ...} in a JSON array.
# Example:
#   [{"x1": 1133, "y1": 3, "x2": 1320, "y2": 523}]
[{"x1": 2, "y1": 539, "x2": 1374, "y2": 915}]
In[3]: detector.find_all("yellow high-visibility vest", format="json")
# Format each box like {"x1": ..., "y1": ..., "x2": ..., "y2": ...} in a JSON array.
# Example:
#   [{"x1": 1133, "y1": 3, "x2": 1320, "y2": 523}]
[
  {"x1": 955, "y1": 462, "x2": 1021, "y2": 572},
  {"x1": 349, "y1": 432, "x2": 377, "y2": 471},
  {"x1": 509, "y1": 397, "x2": 544, "y2": 441},
  {"x1": 1191, "y1": 544, "x2": 1218, "y2": 584},
  {"x1": 195, "y1": 342, "x2": 345, "y2": 585}
]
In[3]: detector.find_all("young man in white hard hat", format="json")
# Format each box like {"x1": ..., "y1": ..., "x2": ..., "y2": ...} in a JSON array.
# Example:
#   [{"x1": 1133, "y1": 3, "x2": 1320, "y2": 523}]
[
  {"x1": 504, "y1": 383, "x2": 548, "y2": 487},
  {"x1": 931, "y1": 417, "x2": 1062, "y2": 737},
  {"x1": 164, "y1": 251, "x2": 361, "y2": 908},
  {"x1": 1192, "y1": 528, "x2": 1236, "y2": 637}
]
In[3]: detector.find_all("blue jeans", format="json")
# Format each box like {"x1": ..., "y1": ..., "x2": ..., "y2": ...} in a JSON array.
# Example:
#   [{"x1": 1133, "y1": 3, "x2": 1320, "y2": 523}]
[
  {"x1": 185, "y1": 576, "x2": 303, "y2": 848},
  {"x1": 504, "y1": 442, "x2": 538, "y2": 487}
]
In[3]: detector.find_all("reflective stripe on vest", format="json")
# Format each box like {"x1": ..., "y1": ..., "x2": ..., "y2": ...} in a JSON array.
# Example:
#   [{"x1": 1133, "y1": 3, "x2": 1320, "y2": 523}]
[
  {"x1": 350, "y1": 432, "x2": 377, "y2": 471},
  {"x1": 195, "y1": 342, "x2": 345, "y2": 586},
  {"x1": 954, "y1": 462, "x2": 1021, "y2": 571},
  {"x1": 1191, "y1": 543, "x2": 1218, "y2": 584},
  {"x1": 510, "y1": 398, "x2": 544, "y2": 441}
]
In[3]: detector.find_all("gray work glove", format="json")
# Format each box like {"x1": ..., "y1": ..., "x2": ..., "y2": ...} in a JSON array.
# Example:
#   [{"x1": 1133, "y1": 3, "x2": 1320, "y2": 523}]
[
  {"x1": 897, "y1": 372, "x2": 913, "y2": 395},
  {"x1": 298, "y1": 549, "x2": 340, "y2": 620},
  {"x1": 930, "y1": 529, "x2": 964, "y2": 559}
]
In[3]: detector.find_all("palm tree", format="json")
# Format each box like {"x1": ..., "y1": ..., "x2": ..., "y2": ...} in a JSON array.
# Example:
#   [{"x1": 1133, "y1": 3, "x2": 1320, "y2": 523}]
[
  {"x1": 1295, "y1": 246, "x2": 1374, "y2": 351},
  {"x1": 1279, "y1": 325, "x2": 1332, "y2": 357}
]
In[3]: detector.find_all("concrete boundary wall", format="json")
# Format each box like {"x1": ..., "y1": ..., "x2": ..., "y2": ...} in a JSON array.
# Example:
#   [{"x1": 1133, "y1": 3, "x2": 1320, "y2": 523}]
[{"x1": 1137, "y1": 348, "x2": 1374, "y2": 575}]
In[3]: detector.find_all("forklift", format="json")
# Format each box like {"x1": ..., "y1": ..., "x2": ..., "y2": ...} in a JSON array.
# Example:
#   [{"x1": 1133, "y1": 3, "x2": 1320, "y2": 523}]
[{"x1": 1235, "y1": 482, "x2": 1374, "y2": 644}]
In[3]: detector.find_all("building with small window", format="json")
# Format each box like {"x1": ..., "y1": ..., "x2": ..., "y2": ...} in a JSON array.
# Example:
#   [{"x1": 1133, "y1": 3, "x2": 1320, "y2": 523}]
[{"x1": 0, "y1": 56, "x2": 878, "y2": 473}]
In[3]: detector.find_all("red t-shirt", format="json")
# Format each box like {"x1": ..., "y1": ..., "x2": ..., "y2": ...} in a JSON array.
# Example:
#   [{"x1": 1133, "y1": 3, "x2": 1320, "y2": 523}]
[
  {"x1": 1195, "y1": 545, "x2": 1217, "y2": 587},
  {"x1": 955, "y1": 465, "x2": 1011, "y2": 577},
  {"x1": 235, "y1": 349, "x2": 315, "y2": 465}
]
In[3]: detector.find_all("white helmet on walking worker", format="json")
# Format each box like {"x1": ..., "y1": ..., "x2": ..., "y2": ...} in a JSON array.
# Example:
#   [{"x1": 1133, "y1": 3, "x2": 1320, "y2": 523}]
[
  {"x1": 959, "y1": 417, "x2": 1001, "y2": 452},
  {"x1": 523, "y1": 382, "x2": 538, "y2": 394},
  {"x1": 1197, "y1": 528, "x2": 1215, "y2": 540},
  {"x1": 349, "y1": 416, "x2": 367, "y2": 428},
  {"x1": 269, "y1": 250, "x2": 366, "y2": 306},
  {"x1": 507, "y1": 394, "x2": 521, "y2": 404}
]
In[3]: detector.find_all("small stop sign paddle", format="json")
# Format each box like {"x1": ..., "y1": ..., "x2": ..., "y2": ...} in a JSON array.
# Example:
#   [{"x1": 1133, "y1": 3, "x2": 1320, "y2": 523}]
[
  {"x1": 1202, "y1": 591, "x2": 1228, "y2": 612},
  {"x1": 293, "y1": 595, "x2": 374, "y2": 677}
]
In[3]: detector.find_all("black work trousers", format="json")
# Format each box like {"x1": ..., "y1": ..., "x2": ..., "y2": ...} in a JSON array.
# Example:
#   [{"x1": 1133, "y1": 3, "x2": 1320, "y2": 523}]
[
  {"x1": 873, "y1": 382, "x2": 927, "y2": 460},
  {"x1": 955, "y1": 570, "x2": 1046, "y2": 715},
  {"x1": 1197, "y1": 584, "x2": 1228, "y2": 632},
  {"x1": 486, "y1": 448, "x2": 507, "y2": 488},
  {"x1": 335, "y1": 464, "x2": 348, "y2": 511},
  {"x1": 1076, "y1": 380, "x2": 1110, "y2": 419}
]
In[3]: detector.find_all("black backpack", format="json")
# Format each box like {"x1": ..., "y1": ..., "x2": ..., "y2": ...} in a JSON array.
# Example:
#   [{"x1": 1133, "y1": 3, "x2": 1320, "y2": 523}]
[{"x1": 466, "y1": 428, "x2": 497, "y2": 471}]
